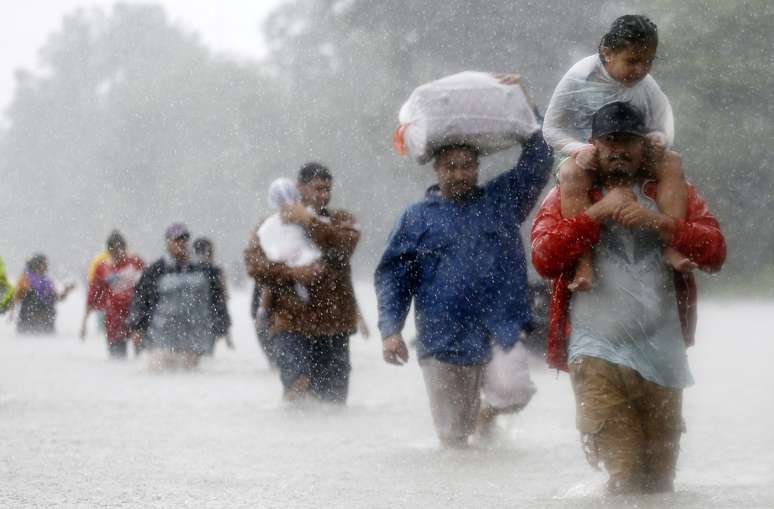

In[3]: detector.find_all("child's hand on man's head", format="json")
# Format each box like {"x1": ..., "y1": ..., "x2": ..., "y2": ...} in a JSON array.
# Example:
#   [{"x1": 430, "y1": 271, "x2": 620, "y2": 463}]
[{"x1": 645, "y1": 132, "x2": 666, "y2": 162}]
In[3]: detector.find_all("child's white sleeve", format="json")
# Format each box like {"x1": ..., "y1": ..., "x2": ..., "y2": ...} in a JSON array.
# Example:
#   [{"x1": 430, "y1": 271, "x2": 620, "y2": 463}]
[
  {"x1": 645, "y1": 78, "x2": 675, "y2": 147},
  {"x1": 544, "y1": 67, "x2": 593, "y2": 155}
]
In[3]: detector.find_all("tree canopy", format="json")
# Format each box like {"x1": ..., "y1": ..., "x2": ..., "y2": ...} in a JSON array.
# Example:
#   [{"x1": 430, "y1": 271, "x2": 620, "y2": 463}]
[{"x1": 1, "y1": 1, "x2": 771, "y2": 290}]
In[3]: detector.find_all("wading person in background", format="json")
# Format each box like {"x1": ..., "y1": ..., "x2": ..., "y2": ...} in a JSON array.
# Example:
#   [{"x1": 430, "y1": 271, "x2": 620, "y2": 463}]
[
  {"x1": 0, "y1": 256, "x2": 14, "y2": 314},
  {"x1": 128, "y1": 224, "x2": 230, "y2": 370},
  {"x1": 80, "y1": 231, "x2": 145, "y2": 358},
  {"x1": 245, "y1": 163, "x2": 360, "y2": 403},
  {"x1": 13, "y1": 254, "x2": 74, "y2": 335},
  {"x1": 531, "y1": 102, "x2": 726, "y2": 493},
  {"x1": 251, "y1": 281, "x2": 278, "y2": 368},
  {"x1": 193, "y1": 237, "x2": 234, "y2": 354},
  {"x1": 375, "y1": 79, "x2": 553, "y2": 447},
  {"x1": 85, "y1": 246, "x2": 112, "y2": 334}
]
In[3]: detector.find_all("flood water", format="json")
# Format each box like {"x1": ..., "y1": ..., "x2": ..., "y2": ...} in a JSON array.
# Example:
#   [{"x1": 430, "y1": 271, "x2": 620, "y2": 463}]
[{"x1": 1, "y1": 286, "x2": 772, "y2": 508}]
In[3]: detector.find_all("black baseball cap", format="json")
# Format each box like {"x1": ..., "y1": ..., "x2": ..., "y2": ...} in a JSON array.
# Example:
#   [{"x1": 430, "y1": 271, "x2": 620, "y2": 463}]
[{"x1": 590, "y1": 102, "x2": 647, "y2": 139}]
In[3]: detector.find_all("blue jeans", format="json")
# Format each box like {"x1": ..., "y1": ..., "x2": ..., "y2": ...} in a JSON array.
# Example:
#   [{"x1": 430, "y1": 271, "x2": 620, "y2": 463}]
[{"x1": 275, "y1": 331, "x2": 351, "y2": 403}]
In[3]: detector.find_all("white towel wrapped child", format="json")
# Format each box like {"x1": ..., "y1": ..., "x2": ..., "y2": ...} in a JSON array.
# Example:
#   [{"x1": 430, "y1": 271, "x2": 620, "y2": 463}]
[{"x1": 258, "y1": 178, "x2": 323, "y2": 302}]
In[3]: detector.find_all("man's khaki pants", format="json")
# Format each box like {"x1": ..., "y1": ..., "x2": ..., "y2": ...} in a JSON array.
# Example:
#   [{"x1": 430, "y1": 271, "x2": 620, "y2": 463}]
[
  {"x1": 569, "y1": 356, "x2": 684, "y2": 494},
  {"x1": 420, "y1": 357, "x2": 483, "y2": 447}
]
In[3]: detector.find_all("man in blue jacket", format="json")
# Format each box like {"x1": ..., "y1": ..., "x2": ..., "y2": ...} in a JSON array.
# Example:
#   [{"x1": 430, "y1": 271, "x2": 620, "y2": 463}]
[{"x1": 375, "y1": 109, "x2": 553, "y2": 447}]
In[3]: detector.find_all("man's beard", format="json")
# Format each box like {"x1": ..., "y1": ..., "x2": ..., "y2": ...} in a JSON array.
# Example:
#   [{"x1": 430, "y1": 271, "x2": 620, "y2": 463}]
[
  {"x1": 605, "y1": 155, "x2": 639, "y2": 179},
  {"x1": 448, "y1": 182, "x2": 474, "y2": 198}
]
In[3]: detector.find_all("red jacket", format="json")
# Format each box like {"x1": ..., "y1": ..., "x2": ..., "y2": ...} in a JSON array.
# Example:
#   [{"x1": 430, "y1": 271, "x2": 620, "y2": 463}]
[
  {"x1": 530, "y1": 182, "x2": 726, "y2": 371},
  {"x1": 87, "y1": 255, "x2": 145, "y2": 342}
]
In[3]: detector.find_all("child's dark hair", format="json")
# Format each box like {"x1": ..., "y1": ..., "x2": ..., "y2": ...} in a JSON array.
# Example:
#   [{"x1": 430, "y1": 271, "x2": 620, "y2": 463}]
[{"x1": 598, "y1": 15, "x2": 658, "y2": 59}]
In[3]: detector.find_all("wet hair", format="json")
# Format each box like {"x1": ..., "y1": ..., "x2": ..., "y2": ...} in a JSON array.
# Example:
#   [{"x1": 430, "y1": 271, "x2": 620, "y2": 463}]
[
  {"x1": 193, "y1": 237, "x2": 213, "y2": 257},
  {"x1": 106, "y1": 230, "x2": 126, "y2": 251},
  {"x1": 432, "y1": 144, "x2": 479, "y2": 166},
  {"x1": 297, "y1": 162, "x2": 333, "y2": 184},
  {"x1": 598, "y1": 15, "x2": 658, "y2": 59},
  {"x1": 26, "y1": 253, "x2": 47, "y2": 273}
]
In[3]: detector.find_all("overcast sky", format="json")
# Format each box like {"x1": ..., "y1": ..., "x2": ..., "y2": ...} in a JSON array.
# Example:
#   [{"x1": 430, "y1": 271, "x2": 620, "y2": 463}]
[{"x1": 0, "y1": 0, "x2": 287, "y2": 112}]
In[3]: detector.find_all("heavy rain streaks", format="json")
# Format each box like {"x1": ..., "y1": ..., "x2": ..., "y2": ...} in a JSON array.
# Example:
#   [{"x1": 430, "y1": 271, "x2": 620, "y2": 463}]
[{"x1": 0, "y1": 1, "x2": 772, "y2": 508}]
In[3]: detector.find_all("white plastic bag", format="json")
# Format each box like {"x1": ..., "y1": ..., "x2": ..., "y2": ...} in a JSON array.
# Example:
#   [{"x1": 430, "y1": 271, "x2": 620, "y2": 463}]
[
  {"x1": 267, "y1": 177, "x2": 301, "y2": 210},
  {"x1": 395, "y1": 71, "x2": 539, "y2": 165},
  {"x1": 482, "y1": 342, "x2": 537, "y2": 410},
  {"x1": 543, "y1": 55, "x2": 674, "y2": 155}
]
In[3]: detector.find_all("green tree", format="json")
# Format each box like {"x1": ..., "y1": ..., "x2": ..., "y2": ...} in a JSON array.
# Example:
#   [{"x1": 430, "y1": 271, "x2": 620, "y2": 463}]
[
  {"x1": 264, "y1": 0, "x2": 773, "y2": 284},
  {"x1": 640, "y1": 0, "x2": 774, "y2": 285},
  {"x1": 0, "y1": 4, "x2": 290, "y2": 273}
]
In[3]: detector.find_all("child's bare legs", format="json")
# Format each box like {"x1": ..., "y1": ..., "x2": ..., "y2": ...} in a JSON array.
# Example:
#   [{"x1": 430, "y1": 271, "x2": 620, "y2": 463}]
[
  {"x1": 559, "y1": 158, "x2": 594, "y2": 291},
  {"x1": 651, "y1": 151, "x2": 696, "y2": 272}
]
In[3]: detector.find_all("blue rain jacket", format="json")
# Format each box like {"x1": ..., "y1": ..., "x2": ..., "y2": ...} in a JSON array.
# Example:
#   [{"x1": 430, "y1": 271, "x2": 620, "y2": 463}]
[{"x1": 375, "y1": 131, "x2": 553, "y2": 365}]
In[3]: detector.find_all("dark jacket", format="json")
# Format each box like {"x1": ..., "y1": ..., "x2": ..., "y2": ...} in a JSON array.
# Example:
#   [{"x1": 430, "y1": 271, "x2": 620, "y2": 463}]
[
  {"x1": 374, "y1": 131, "x2": 554, "y2": 365},
  {"x1": 128, "y1": 256, "x2": 230, "y2": 338},
  {"x1": 245, "y1": 208, "x2": 360, "y2": 337}
]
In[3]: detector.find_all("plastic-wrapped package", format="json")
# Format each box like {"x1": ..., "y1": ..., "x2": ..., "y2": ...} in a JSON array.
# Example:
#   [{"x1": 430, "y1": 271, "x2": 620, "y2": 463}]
[
  {"x1": 258, "y1": 178, "x2": 322, "y2": 303},
  {"x1": 394, "y1": 71, "x2": 539, "y2": 165},
  {"x1": 482, "y1": 342, "x2": 537, "y2": 410},
  {"x1": 544, "y1": 55, "x2": 674, "y2": 155},
  {"x1": 258, "y1": 179, "x2": 321, "y2": 269},
  {"x1": 267, "y1": 177, "x2": 301, "y2": 210}
]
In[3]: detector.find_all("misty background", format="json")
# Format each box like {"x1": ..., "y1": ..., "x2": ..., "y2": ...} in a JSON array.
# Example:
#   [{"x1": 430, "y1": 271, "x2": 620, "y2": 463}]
[{"x1": 0, "y1": 0, "x2": 771, "y2": 293}]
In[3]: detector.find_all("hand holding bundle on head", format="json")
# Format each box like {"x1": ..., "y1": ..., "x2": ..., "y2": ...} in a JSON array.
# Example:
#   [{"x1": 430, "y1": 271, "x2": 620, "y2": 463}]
[{"x1": 393, "y1": 71, "x2": 539, "y2": 164}]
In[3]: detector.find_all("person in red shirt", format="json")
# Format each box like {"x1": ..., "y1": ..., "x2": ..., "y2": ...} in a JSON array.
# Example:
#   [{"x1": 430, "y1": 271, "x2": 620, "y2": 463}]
[
  {"x1": 531, "y1": 102, "x2": 726, "y2": 493},
  {"x1": 81, "y1": 231, "x2": 145, "y2": 358}
]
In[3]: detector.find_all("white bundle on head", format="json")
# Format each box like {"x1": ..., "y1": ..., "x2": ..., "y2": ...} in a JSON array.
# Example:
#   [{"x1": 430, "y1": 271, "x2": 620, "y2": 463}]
[
  {"x1": 395, "y1": 71, "x2": 539, "y2": 165},
  {"x1": 267, "y1": 178, "x2": 301, "y2": 210}
]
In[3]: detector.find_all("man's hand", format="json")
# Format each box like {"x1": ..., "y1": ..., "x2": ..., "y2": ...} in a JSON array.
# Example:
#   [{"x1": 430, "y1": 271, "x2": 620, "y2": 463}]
[
  {"x1": 281, "y1": 202, "x2": 313, "y2": 226},
  {"x1": 586, "y1": 186, "x2": 636, "y2": 222},
  {"x1": 614, "y1": 201, "x2": 665, "y2": 230},
  {"x1": 614, "y1": 202, "x2": 687, "y2": 248},
  {"x1": 60, "y1": 283, "x2": 75, "y2": 300},
  {"x1": 494, "y1": 73, "x2": 536, "y2": 109},
  {"x1": 382, "y1": 334, "x2": 409, "y2": 366},
  {"x1": 130, "y1": 331, "x2": 143, "y2": 349},
  {"x1": 495, "y1": 73, "x2": 522, "y2": 86}
]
